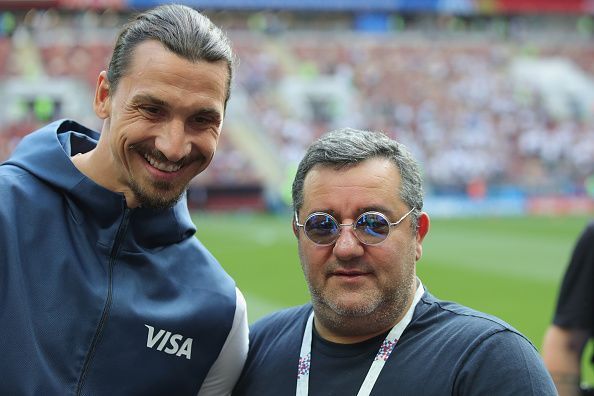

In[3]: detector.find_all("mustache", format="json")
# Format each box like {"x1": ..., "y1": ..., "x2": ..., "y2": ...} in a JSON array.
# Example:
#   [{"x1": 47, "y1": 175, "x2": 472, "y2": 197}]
[
  {"x1": 129, "y1": 144, "x2": 189, "y2": 167},
  {"x1": 325, "y1": 260, "x2": 374, "y2": 275}
]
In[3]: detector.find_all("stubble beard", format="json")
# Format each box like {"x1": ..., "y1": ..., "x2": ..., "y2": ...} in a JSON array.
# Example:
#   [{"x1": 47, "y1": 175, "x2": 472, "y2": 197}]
[
  {"x1": 128, "y1": 144, "x2": 190, "y2": 210},
  {"x1": 307, "y1": 256, "x2": 417, "y2": 339},
  {"x1": 129, "y1": 176, "x2": 187, "y2": 210}
]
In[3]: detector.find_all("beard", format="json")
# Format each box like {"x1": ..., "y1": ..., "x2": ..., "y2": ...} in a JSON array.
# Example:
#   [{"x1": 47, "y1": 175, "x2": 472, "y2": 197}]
[
  {"x1": 128, "y1": 175, "x2": 187, "y2": 210},
  {"x1": 127, "y1": 144, "x2": 191, "y2": 210},
  {"x1": 310, "y1": 272, "x2": 414, "y2": 318},
  {"x1": 304, "y1": 245, "x2": 418, "y2": 339}
]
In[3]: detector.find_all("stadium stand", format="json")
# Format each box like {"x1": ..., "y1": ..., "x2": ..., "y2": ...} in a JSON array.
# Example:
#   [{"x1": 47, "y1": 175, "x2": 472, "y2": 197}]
[{"x1": 0, "y1": 5, "x2": 593, "y2": 212}]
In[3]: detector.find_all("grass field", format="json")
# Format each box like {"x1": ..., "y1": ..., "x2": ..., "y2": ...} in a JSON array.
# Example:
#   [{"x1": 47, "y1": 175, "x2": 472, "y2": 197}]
[{"x1": 192, "y1": 212, "x2": 592, "y2": 379}]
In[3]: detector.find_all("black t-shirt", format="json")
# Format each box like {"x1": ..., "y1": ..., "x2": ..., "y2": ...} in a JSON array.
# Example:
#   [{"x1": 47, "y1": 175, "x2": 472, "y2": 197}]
[
  {"x1": 309, "y1": 326, "x2": 388, "y2": 395},
  {"x1": 233, "y1": 292, "x2": 557, "y2": 395},
  {"x1": 553, "y1": 221, "x2": 594, "y2": 331}
]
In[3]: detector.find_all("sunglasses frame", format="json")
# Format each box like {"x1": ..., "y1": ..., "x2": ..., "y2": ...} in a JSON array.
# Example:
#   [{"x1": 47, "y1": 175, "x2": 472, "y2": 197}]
[{"x1": 294, "y1": 207, "x2": 416, "y2": 246}]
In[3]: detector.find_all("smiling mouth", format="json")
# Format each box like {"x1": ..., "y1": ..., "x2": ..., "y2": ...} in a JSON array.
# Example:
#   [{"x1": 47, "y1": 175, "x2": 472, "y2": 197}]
[{"x1": 143, "y1": 153, "x2": 183, "y2": 173}]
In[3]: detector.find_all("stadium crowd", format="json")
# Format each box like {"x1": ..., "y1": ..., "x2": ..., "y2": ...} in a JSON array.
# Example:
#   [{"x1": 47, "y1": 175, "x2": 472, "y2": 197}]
[{"x1": 1, "y1": 8, "x2": 593, "y2": 202}]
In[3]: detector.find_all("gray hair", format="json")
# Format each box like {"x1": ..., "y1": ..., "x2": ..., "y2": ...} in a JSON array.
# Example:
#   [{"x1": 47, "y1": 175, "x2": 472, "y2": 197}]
[
  {"x1": 107, "y1": 4, "x2": 235, "y2": 107},
  {"x1": 292, "y1": 128, "x2": 424, "y2": 229}
]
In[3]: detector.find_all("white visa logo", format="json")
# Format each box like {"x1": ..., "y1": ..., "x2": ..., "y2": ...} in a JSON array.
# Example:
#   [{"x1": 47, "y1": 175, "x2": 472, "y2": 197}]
[{"x1": 145, "y1": 324, "x2": 193, "y2": 360}]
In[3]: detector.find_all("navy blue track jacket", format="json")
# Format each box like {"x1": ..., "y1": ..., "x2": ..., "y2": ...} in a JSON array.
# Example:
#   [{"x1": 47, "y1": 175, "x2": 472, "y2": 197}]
[{"x1": 0, "y1": 120, "x2": 238, "y2": 395}]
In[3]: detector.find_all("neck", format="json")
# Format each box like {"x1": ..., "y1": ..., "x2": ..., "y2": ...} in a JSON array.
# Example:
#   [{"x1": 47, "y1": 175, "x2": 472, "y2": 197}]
[
  {"x1": 71, "y1": 148, "x2": 139, "y2": 208},
  {"x1": 313, "y1": 316, "x2": 394, "y2": 344},
  {"x1": 312, "y1": 279, "x2": 420, "y2": 344}
]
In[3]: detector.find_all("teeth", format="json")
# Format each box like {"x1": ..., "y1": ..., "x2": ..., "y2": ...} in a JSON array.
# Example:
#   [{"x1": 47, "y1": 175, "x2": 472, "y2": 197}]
[{"x1": 143, "y1": 154, "x2": 182, "y2": 172}]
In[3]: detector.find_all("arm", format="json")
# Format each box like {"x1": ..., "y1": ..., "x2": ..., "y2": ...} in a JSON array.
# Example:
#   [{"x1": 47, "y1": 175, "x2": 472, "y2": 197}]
[
  {"x1": 197, "y1": 288, "x2": 249, "y2": 396},
  {"x1": 542, "y1": 324, "x2": 589, "y2": 396},
  {"x1": 543, "y1": 223, "x2": 594, "y2": 395}
]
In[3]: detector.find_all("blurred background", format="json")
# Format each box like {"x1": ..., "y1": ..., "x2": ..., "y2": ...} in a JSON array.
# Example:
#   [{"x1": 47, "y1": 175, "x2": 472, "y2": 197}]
[{"x1": 1, "y1": 0, "x2": 593, "y2": 379}]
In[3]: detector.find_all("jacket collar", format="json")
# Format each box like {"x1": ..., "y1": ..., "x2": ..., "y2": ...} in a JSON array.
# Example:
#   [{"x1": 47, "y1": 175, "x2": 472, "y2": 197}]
[{"x1": 6, "y1": 119, "x2": 197, "y2": 249}]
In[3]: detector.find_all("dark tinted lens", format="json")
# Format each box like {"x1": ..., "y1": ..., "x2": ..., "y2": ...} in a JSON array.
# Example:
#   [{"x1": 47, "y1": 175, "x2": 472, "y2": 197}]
[
  {"x1": 304, "y1": 213, "x2": 339, "y2": 245},
  {"x1": 355, "y1": 212, "x2": 390, "y2": 244}
]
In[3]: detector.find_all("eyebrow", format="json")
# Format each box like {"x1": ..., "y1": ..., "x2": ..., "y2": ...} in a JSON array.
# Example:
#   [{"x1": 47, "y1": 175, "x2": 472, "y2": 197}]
[
  {"x1": 131, "y1": 94, "x2": 222, "y2": 121},
  {"x1": 132, "y1": 94, "x2": 166, "y2": 105},
  {"x1": 130, "y1": 94, "x2": 167, "y2": 107},
  {"x1": 360, "y1": 205, "x2": 394, "y2": 215},
  {"x1": 193, "y1": 108, "x2": 222, "y2": 123},
  {"x1": 307, "y1": 206, "x2": 396, "y2": 220}
]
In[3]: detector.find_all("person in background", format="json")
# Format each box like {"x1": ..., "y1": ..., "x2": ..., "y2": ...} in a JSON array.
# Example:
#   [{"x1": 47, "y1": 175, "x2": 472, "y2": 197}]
[
  {"x1": 0, "y1": 5, "x2": 248, "y2": 395},
  {"x1": 233, "y1": 128, "x2": 556, "y2": 395},
  {"x1": 543, "y1": 222, "x2": 594, "y2": 396}
]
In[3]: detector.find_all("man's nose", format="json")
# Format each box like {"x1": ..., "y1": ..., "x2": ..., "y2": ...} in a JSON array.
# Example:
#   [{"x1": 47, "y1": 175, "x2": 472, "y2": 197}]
[
  {"x1": 333, "y1": 225, "x2": 365, "y2": 260},
  {"x1": 154, "y1": 120, "x2": 191, "y2": 162}
]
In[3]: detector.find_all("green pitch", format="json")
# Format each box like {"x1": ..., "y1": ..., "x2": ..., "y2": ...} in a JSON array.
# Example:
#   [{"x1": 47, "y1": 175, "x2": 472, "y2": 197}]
[{"x1": 192, "y1": 212, "x2": 592, "y2": 379}]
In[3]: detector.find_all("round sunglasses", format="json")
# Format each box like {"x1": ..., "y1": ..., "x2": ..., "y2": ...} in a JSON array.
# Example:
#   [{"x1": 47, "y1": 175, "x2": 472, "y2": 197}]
[{"x1": 294, "y1": 207, "x2": 416, "y2": 246}]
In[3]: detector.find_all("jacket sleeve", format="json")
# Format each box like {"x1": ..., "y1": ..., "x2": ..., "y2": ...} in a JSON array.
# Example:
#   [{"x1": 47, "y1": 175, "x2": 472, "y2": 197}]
[{"x1": 197, "y1": 287, "x2": 249, "y2": 396}]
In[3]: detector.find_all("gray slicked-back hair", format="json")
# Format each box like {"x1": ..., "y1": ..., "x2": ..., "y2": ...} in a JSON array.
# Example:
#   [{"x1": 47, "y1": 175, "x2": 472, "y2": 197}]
[
  {"x1": 107, "y1": 4, "x2": 235, "y2": 107},
  {"x1": 292, "y1": 128, "x2": 424, "y2": 229}
]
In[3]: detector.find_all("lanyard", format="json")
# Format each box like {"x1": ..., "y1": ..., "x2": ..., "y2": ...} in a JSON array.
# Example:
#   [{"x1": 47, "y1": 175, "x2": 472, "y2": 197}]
[{"x1": 296, "y1": 282, "x2": 425, "y2": 396}]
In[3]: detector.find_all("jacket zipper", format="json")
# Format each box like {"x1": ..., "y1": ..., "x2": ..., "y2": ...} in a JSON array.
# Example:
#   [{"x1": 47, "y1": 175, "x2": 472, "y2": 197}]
[{"x1": 75, "y1": 208, "x2": 132, "y2": 395}]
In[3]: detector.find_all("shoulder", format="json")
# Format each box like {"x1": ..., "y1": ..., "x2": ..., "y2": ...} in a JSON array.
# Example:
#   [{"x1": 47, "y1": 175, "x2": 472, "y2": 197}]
[
  {"x1": 250, "y1": 304, "x2": 312, "y2": 341},
  {"x1": 560, "y1": 221, "x2": 594, "y2": 278},
  {"x1": 419, "y1": 292, "x2": 521, "y2": 330},
  {"x1": 551, "y1": 221, "x2": 594, "y2": 327},
  {"x1": 575, "y1": 221, "x2": 594, "y2": 250},
  {"x1": 0, "y1": 121, "x2": 78, "y2": 198},
  {"x1": 582, "y1": 221, "x2": 594, "y2": 237},
  {"x1": 414, "y1": 291, "x2": 536, "y2": 349},
  {"x1": 0, "y1": 163, "x2": 36, "y2": 187},
  {"x1": 570, "y1": 221, "x2": 594, "y2": 251},
  {"x1": 0, "y1": 164, "x2": 49, "y2": 221},
  {"x1": 246, "y1": 304, "x2": 311, "y2": 362},
  {"x1": 409, "y1": 292, "x2": 556, "y2": 394},
  {"x1": 233, "y1": 305, "x2": 310, "y2": 396}
]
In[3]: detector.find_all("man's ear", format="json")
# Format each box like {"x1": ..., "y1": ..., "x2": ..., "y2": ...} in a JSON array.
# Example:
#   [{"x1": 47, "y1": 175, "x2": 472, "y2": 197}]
[
  {"x1": 415, "y1": 212, "x2": 430, "y2": 261},
  {"x1": 93, "y1": 71, "x2": 111, "y2": 119},
  {"x1": 292, "y1": 218, "x2": 299, "y2": 239}
]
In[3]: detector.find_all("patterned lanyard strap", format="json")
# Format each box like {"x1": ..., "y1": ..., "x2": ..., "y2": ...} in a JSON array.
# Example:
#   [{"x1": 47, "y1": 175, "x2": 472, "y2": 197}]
[{"x1": 296, "y1": 283, "x2": 425, "y2": 396}]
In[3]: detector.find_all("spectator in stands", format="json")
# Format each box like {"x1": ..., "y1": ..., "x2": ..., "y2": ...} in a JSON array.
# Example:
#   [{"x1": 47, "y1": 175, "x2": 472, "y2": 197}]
[
  {"x1": 233, "y1": 128, "x2": 557, "y2": 395},
  {"x1": 3, "y1": 19, "x2": 593, "y2": 194},
  {"x1": 543, "y1": 221, "x2": 594, "y2": 396},
  {"x1": 0, "y1": 5, "x2": 247, "y2": 395}
]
